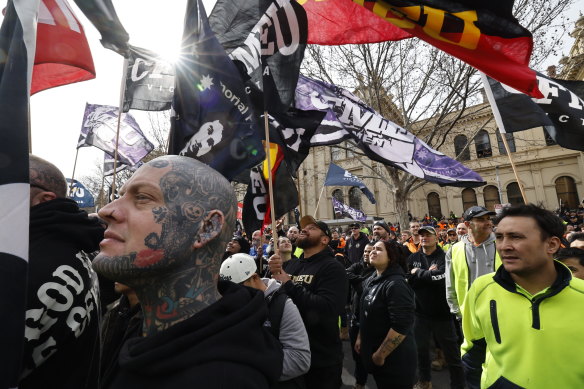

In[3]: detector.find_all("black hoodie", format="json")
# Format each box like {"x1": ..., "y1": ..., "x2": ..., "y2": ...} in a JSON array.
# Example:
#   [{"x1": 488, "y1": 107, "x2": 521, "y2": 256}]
[
  {"x1": 21, "y1": 198, "x2": 104, "y2": 389},
  {"x1": 105, "y1": 281, "x2": 283, "y2": 389}
]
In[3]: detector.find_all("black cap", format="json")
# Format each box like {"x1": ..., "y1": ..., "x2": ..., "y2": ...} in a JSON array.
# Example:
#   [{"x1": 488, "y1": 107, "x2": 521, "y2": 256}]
[
  {"x1": 300, "y1": 215, "x2": 332, "y2": 239},
  {"x1": 373, "y1": 221, "x2": 391, "y2": 233},
  {"x1": 463, "y1": 206, "x2": 496, "y2": 221},
  {"x1": 349, "y1": 222, "x2": 361, "y2": 229},
  {"x1": 418, "y1": 226, "x2": 437, "y2": 235}
]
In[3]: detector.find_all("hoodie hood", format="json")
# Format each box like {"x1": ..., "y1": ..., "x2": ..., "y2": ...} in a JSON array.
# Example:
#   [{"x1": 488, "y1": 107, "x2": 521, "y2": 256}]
[
  {"x1": 117, "y1": 281, "x2": 282, "y2": 382},
  {"x1": 460, "y1": 231, "x2": 496, "y2": 248},
  {"x1": 262, "y1": 277, "x2": 281, "y2": 297}
]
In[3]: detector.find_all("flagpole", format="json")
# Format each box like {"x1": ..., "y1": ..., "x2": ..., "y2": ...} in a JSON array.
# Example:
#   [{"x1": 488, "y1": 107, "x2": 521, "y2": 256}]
[
  {"x1": 68, "y1": 148, "x2": 80, "y2": 197},
  {"x1": 99, "y1": 170, "x2": 106, "y2": 210},
  {"x1": 111, "y1": 57, "x2": 130, "y2": 201},
  {"x1": 480, "y1": 72, "x2": 528, "y2": 204},
  {"x1": 314, "y1": 186, "x2": 325, "y2": 217},
  {"x1": 264, "y1": 112, "x2": 277, "y2": 230},
  {"x1": 296, "y1": 176, "x2": 303, "y2": 219}
]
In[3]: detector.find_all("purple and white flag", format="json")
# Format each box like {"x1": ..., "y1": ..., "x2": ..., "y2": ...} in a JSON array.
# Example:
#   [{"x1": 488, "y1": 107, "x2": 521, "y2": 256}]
[
  {"x1": 296, "y1": 75, "x2": 485, "y2": 187},
  {"x1": 103, "y1": 152, "x2": 144, "y2": 177},
  {"x1": 77, "y1": 103, "x2": 154, "y2": 166},
  {"x1": 332, "y1": 197, "x2": 366, "y2": 222}
]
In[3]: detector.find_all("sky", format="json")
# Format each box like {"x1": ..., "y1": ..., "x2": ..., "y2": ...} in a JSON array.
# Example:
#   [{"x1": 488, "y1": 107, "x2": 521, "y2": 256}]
[{"x1": 3, "y1": 0, "x2": 584, "y2": 189}]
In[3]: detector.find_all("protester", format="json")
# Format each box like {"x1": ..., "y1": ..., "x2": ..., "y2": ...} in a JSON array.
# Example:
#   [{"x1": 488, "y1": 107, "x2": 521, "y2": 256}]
[
  {"x1": 445, "y1": 206, "x2": 501, "y2": 319},
  {"x1": 555, "y1": 247, "x2": 584, "y2": 280},
  {"x1": 220, "y1": 253, "x2": 311, "y2": 387},
  {"x1": 269, "y1": 216, "x2": 347, "y2": 389},
  {"x1": 287, "y1": 225, "x2": 304, "y2": 258},
  {"x1": 441, "y1": 228, "x2": 458, "y2": 252},
  {"x1": 407, "y1": 227, "x2": 464, "y2": 389},
  {"x1": 329, "y1": 231, "x2": 347, "y2": 266},
  {"x1": 93, "y1": 156, "x2": 282, "y2": 388},
  {"x1": 264, "y1": 237, "x2": 298, "y2": 279},
  {"x1": 223, "y1": 235, "x2": 251, "y2": 260},
  {"x1": 346, "y1": 222, "x2": 370, "y2": 265},
  {"x1": 20, "y1": 155, "x2": 104, "y2": 389},
  {"x1": 346, "y1": 243, "x2": 375, "y2": 389},
  {"x1": 568, "y1": 231, "x2": 584, "y2": 249},
  {"x1": 455, "y1": 223, "x2": 468, "y2": 238},
  {"x1": 400, "y1": 230, "x2": 412, "y2": 245},
  {"x1": 406, "y1": 220, "x2": 421, "y2": 253},
  {"x1": 462, "y1": 204, "x2": 584, "y2": 388},
  {"x1": 250, "y1": 229, "x2": 269, "y2": 273},
  {"x1": 356, "y1": 240, "x2": 417, "y2": 388},
  {"x1": 372, "y1": 221, "x2": 391, "y2": 242}
]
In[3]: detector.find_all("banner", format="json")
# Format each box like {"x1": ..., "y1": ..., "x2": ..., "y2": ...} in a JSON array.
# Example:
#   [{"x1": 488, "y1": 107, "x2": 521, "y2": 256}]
[
  {"x1": 77, "y1": 103, "x2": 154, "y2": 166},
  {"x1": 32, "y1": 0, "x2": 95, "y2": 94},
  {"x1": 352, "y1": 0, "x2": 542, "y2": 98},
  {"x1": 325, "y1": 163, "x2": 376, "y2": 204},
  {"x1": 209, "y1": 0, "x2": 308, "y2": 111},
  {"x1": 296, "y1": 75, "x2": 485, "y2": 187},
  {"x1": 66, "y1": 178, "x2": 95, "y2": 208},
  {"x1": 485, "y1": 73, "x2": 584, "y2": 151},
  {"x1": 168, "y1": 0, "x2": 264, "y2": 181},
  {"x1": 72, "y1": 0, "x2": 129, "y2": 55},
  {"x1": 103, "y1": 152, "x2": 143, "y2": 176},
  {"x1": 332, "y1": 197, "x2": 366, "y2": 222},
  {"x1": 123, "y1": 45, "x2": 174, "y2": 112},
  {"x1": 300, "y1": 0, "x2": 411, "y2": 45},
  {"x1": 0, "y1": 0, "x2": 39, "y2": 386}
]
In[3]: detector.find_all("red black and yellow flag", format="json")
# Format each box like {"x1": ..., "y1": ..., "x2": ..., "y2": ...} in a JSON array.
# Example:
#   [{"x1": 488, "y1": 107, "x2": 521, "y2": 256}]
[{"x1": 352, "y1": 0, "x2": 543, "y2": 98}]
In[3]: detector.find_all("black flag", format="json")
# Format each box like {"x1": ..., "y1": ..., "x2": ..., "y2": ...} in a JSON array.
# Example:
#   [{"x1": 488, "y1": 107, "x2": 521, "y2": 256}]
[{"x1": 72, "y1": 0, "x2": 129, "y2": 55}]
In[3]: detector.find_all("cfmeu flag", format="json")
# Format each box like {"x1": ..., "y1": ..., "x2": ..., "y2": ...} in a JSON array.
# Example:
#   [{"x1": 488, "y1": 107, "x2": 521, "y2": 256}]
[
  {"x1": 32, "y1": 0, "x2": 95, "y2": 94},
  {"x1": 332, "y1": 197, "x2": 367, "y2": 222},
  {"x1": 300, "y1": 0, "x2": 411, "y2": 45},
  {"x1": 325, "y1": 163, "x2": 376, "y2": 204},
  {"x1": 168, "y1": 0, "x2": 264, "y2": 181},
  {"x1": 0, "y1": 0, "x2": 39, "y2": 386},
  {"x1": 485, "y1": 73, "x2": 584, "y2": 151},
  {"x1": 352, "y1": 0, "x2": 543, "y2": 98},
  {"x1": 66, "y1": 178, "x2": 95, "y2": 208}
]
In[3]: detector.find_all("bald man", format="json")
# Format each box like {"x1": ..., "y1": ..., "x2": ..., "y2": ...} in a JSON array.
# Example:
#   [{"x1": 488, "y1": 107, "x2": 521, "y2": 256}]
[{"x1": 93, "y1": 156, "x2": 282, "y2": 388}]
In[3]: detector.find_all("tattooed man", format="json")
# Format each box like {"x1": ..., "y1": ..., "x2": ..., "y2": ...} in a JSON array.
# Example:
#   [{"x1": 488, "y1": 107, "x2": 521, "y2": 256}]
[{"x1": 93, "y1": 156, "x2": 282, "y2": 389}]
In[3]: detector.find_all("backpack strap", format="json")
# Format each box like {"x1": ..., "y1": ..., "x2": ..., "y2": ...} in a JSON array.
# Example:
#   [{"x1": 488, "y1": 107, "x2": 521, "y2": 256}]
[{"x1": 266, "y1": 288, "x2": 288, "y2": 339}]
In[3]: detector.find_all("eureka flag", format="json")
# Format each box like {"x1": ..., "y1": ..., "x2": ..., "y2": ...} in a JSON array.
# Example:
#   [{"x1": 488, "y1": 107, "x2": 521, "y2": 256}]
[
  {"x1": 352, "y1": 0, "x2": 542, "y2": 98},
  {"x1": 296, "y1": 75, "x2": 485, "y2": 187},
  {"x1": 332, "y1": 197, "x2": 366, "y2": 222},
  {"x1": 325, "y1": 163, "x2": 376, "y2": 204},
  {"x1": 485, "y1": 73, "x2": 584, "y2": 151},
  {"x1": 78, "y1": 103, "x2": 154, "y2": 166},
  {"x1": 168, "y1": 0, "x2": 264, "y2": 181}
]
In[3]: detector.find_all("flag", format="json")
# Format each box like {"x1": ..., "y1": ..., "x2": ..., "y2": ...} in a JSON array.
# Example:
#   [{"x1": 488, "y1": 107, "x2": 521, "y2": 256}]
[
  {"x1": 123, "y1": 45, "x2": 174, "y2": 112},
  {"x1": 484, "y1": 73, "x2": 584, "y2": 151},
  {"x1": 332, "y1": 197, "x2": 366, "y2": 222},
  {"x1": 78, "y1": 103, "x2": 154, "y2": 166},
  {"x1": 296, "y1": 75, "x2": 485, "y2": 187},
  {"x1": 72, "y1": 0, "x2": 129, "y2": 55},
  {"x1": 352, "y1": 0, "x2": 543, "y2": 98},
  {"x1": 32, "y1": 0, "x2": 95, "y2": 94},
  {"x1": 209, "y1": 0, "x2": 308, "y2": 111},
  {"x1": 0, "y1": 0, "x2": 39, "y2": 386},
  {"x1": 301, "y1": 0, "x2": 411, "y2": 45},
  {"x1": 66, "y1": 178, "x2": 95, "y2": 208},
  {"x1": 325, "y1": 163, "x2": 376, "y2": 204},
  {"x1": 103, "y1": 152, "x2": 143, "y2": 176},
  {"x1": 168, "y1": 0, "x2": 264, "y2": 181}
]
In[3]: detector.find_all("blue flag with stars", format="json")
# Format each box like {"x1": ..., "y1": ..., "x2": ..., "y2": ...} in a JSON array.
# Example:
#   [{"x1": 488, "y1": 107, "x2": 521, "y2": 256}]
[{"x1": 168, "y1": 0, "x2": 264, "y2": 180}]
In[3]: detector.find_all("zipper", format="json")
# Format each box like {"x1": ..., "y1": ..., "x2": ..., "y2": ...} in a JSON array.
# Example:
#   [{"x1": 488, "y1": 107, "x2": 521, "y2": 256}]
[{"x1": 489, "y1": 300, "x2": 502, "y2": 343}]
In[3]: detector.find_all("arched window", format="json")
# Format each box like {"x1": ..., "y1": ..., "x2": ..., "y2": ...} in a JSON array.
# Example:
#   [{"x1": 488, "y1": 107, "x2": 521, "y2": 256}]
[
  {"x1": 483, "y1": 185, "x2": 501, "y2": 211},
  {"x1": 496, "y1": 132, "x2": 516, "y2": 155},
  {"x1": 349, "y1": 187, "x2": 362, "y2": 211},
  {"x1": 332, "y1": 189, "x2": 344, "y2": 219},
  {"x1": 506, "y1": 182, "x2": 525, "y2": 206},
  {"x1": 427, "y1": 192, "x2": 442, "y2": 219},
  {"x1": 474, "y1": 130, "x2": 492, "y2": 158},
  {"x1": 462, "y1": 188, "x2": 478, "y2": 211},
  {"x1": 454, "y1": 134, "x2": 470, "y2": 161},
  {"x1": 555, "y1": 176, "x2": 579, "y2": 209}
]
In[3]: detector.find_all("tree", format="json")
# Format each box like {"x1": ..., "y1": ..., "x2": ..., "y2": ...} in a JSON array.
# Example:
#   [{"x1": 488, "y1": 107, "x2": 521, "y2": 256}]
[{"x1": 301, "y1": 0, "x2": 575, "y2": 228}]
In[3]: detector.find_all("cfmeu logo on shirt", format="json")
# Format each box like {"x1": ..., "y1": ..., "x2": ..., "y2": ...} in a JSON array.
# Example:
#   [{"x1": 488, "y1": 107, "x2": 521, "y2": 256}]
[{"x1": 292, "y1": 274, "x2": 314, "y2": 285}]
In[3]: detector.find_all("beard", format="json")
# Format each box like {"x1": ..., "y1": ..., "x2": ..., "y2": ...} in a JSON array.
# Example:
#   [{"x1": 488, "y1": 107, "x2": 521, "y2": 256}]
[{"x1": 297, "y1": 234, "x2": 321, "y2": 249}]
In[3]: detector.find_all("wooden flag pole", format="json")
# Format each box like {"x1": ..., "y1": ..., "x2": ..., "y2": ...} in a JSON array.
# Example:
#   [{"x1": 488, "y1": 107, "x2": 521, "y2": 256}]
[
  {"x1": 314, "y1": 186, "x2": 326, "y2": 217},
  {"x1": 264, "y1": 112, "x2": 277, "y2": 229},
  {"x1": 68, "y1": 148, "x2": 80, "y2": 197},
  {"x1": 111, "y1": 57, "x2": 130, "y2": 201},
  {"x1": 480, "y1": 72, "x2": 528, "y2": 204}
]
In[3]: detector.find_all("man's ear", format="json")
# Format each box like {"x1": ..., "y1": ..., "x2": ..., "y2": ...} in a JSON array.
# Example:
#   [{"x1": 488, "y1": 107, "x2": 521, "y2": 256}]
[
  {"x1": 193, "y1": 210, "x2": 225, "y2": 249},
  {"x1": 31, "y1": 191, "x2": 57, "y2": 207},
  {"x1": 547, "y1": 236, "x2": 561, "y2": 255}
]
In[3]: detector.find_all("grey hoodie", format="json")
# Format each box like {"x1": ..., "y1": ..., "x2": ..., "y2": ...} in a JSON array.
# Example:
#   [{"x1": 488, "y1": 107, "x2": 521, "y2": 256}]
[
  {"x1": 262, "y1": 278, "x2": 311, "y2": 381},
  {"x1": 444, "y1": 232, "x2": 497, "y2": 318}
]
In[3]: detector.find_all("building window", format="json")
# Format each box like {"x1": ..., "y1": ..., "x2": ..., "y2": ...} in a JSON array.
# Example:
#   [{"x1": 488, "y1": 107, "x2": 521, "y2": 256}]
[
  {"x1": 331, "y1": 147, "x2": 344, "y2": 161},
  {"x1": 543, "y1": 128, "x2": 557, "y2": 146},
  {"x1": 496, "y1": 132, "x2": 516, "y2": 155},
  {"x1": 555, "y1": 176, "x2": 579, "y2": 210},
  {"x1": 332, "y1": 189, "x2": 344, "y2": 219},
  {"x1": 349, "y1": 187, "x2": 362, "y2": 211},
  {"x1": 474, "y1": 130, "x2": 492, "y2": 158},
  {"x1": 454, "y1": 135, "x2": 470, "y2": 161},
  {"x1": 427, "y1": 192, "x2": 442, "y2": 219},
  {"x1": 462, "y1": 188, "x2": 478, "y2": 211},
  {"x1": 483, "y1": 185, "x2": 501, "y2": 211},
  {"x1": 506, "y1": 182, "x2": 525, "y2": 206}
]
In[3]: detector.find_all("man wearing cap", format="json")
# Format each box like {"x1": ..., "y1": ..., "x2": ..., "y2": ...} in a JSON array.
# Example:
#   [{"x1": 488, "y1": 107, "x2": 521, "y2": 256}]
[
  {"x1": 407, "y1": 227, "x2": 464, "y2": 389},
  {"x1": 346, "y1": 222, "x2": 370, "y2": 266},
  {"x1": 441, "y1": 229, "x2": 459, "y2": 252},
  {"x1": 445, "y1": 206, "x2": 501, "y2": 320},
  {"x1": 269, "y1": 216, "x2": 348, "y2": 389},
  {"x1": 220, "y1": 254, "x2": 311, "y2": 387},
  {"x1": 372, "y1": 221, "x2": 391, "y2": 242}
]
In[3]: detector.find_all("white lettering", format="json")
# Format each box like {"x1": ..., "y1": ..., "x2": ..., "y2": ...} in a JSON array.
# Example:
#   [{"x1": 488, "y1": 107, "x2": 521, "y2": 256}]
[{"x1": 131, "y1": 58, "x2": 151, "y2": 82}]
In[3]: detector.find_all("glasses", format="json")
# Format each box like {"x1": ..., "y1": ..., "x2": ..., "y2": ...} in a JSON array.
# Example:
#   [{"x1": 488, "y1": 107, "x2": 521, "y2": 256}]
[
  {"x1": 351, "y1": 227, "x2": 359, "y2": 230},
  {"x1": 447, "y1": 233, "x2": 456, "y2": 236}
]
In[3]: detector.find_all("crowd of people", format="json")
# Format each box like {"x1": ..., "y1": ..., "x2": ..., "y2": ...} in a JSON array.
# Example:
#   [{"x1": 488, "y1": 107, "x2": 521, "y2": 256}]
[{"x1": 21, "y1": 154, "x2": 584, "y2": 389}]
